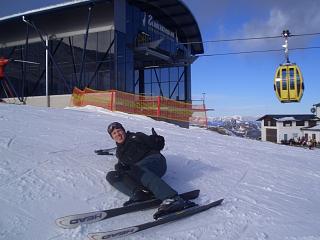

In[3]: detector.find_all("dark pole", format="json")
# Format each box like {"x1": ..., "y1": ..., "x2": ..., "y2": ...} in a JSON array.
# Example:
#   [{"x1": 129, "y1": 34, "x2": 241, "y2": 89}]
[
  {"x1": 22, "y1": 16, "x2": 70, "y2": 92},
  {"x1": 68, "y1": 37, "x2": 78, "y2": 86},
  {"x1": 79, "y1": 6, "x2": 93, "y2": 89},
  {"x1": 153, "y1": 68, "x2": 164, "y2": 96},
  {"x1": 22, "y1": 24, "x2": 30, "y2": 103},
  {"x1": 169, "y1": 69, "x2": 185, "y2": 99}
]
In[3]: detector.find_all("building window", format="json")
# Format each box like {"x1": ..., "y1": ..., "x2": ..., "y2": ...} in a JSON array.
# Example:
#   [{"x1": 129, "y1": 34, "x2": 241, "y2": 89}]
[
  {"x1": 143, "y1": 66, "x2": 185, "y2": 100},
  {"x1": 282, "y1": 69, "x2": 287, "y2": 90},
  {"x1": 2, "y1": 30, "x2": 115, "y2": 97},
  {"x1": 296, "y1": 121, "x2": 305, "y2": 126},
  {"x1": 283, "y1": 121, "x2": 292, "y2": 127},
  {"x1": 309, "y1": 121, "x2": 317, "y2": 127},
  {"x1": 312, "y1": 134, "x2": 316, "y2": 140},
  {"x1": 264, "y1": 119, "x2": 276, "y2": 126},
  {"x1": 289, "y1": 68, "x2": 295, "y2": 90}
]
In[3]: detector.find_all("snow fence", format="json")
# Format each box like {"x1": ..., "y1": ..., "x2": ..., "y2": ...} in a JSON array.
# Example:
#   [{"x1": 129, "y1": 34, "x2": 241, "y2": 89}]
[{"x1": 70, "y1": 87, "x2": 208, "y2": 127}]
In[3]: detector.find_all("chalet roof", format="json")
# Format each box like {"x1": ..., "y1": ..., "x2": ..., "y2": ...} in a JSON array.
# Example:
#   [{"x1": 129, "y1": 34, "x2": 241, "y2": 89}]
[
  {"x1": 301, "y1": 124, "x2": 320, "y2": 132},
  {"x1": 257, "y1": 114, "x2": 319, "y2": 121}
]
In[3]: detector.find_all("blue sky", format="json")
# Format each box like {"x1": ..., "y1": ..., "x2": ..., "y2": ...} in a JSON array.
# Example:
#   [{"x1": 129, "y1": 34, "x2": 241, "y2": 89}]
[{"x1": 1, "y1": 0, "x2": 320, "y2": 117}]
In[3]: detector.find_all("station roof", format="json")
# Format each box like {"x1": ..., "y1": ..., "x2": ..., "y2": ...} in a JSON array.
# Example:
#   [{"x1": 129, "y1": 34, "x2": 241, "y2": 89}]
[
  {"x1": 0, "y1": 0, "x2": 113, "y2": 47},
  {"x1": 128, "y1": 0, "x2": 204, "y2": 54},
  {"x1": 0, "y1": 0, "x2": 203, "y2": 54},
  {"x1": 0, "y1": 0, "x2": 103, "y2": 22}
]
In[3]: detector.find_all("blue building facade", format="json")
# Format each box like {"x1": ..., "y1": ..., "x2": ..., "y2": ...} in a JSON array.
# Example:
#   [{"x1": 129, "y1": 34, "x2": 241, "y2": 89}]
[{"x1": 0, "y1": 0, "x2": 203, "y2": 103}]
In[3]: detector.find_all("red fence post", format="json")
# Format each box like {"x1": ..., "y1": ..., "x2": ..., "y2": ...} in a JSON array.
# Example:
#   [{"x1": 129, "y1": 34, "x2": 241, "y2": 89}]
[
  {"x1": 157, "y1": 96, "x2": 161, "y2": 117},
  {"x1": 110, "y1": 90, "x2": 114, "y2": 111}
]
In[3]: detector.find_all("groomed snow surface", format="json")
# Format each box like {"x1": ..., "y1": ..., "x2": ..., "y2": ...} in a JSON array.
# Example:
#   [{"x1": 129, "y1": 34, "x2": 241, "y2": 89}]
[{"x1": 1, "y1": 104, "x2": 320, "y2": 240}]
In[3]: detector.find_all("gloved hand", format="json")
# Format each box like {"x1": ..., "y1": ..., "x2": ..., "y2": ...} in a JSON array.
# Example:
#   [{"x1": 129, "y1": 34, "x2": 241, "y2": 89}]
[
  {"x1": 95, "y1": 149, "x2": 114, "y2": 155},
  {"x1": 151, "y1": 128, "x2": 165, "y2": 150},
  {"x1": 152, "y1": 127, "x2": 157, "y2": 136},
  {"x1": 150, "y1": 135, "x2": 165, "y2": 150},
  {"x1": 114, "y1": 162, "x2": 130, "y2": 172}
]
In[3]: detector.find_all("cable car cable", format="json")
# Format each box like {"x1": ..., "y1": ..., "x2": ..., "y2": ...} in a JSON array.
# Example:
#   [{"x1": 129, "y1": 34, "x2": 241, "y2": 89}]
[
  {"x1": 197, "y1": 46, "x2": 320, "y2": 57},
  {"x1": 291, "y1": 32, "x2": 320, "y2": 37},
  {"x1": 180, "y1": 31, "x2": 320, "y2": 45}
]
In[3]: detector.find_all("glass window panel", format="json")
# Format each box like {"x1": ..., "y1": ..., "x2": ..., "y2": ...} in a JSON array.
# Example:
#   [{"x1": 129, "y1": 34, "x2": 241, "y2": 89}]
[
  {"x1": 296, "y1": 69, "x2": 301, "y2": 95},
  {"x1": 145, "y1": 83, "x2": 151, "y2": 96},
  {"x1": 144, "y1": 69, "x2": 151, "y2": 83},
  {"x1": 85, "y1": 33, "x2": 97, "y2": 62},
  {"x1": 276, "y1": 81, "x2": 281, "y2": 97},
  {"x1": 152, "y1": 82, "x2": 160, "y2": 96},
  {"x1": 170, "y1": 81, "x2": 178, "y2": 99},
  {"x1": 289, "y1": 68, "x2": 295, "y2": 90},
  {"x1": 1, "y1": 29, "x2": 116, "y2": 97},
  {"x1": 179, "y1": 81, "x2": 185, "y2": 100},
  {"x1": 281, "y1": 68, "x2": 287, "y2": 90},
  {"x1": 161, "y1": 82, "x2": 169, "y2": 98}
]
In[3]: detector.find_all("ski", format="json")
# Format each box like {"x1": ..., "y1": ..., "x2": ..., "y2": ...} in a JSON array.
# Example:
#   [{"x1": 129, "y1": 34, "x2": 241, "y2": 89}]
[
  {"x1": 87, "y1": 198, "x2": 224, "y2": 240},
  {"x1": 94, "y1": 147, "x2": 117, "y2": 155},
  {"x1": 55, "y1": 190, "x2": 200, "y2": 229}
]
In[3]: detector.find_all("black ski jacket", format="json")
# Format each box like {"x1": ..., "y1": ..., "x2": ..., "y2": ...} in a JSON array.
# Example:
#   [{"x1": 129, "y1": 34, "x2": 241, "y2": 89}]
[{"x1": 116, "y1": 131, "x2": 165, "y2": 166}]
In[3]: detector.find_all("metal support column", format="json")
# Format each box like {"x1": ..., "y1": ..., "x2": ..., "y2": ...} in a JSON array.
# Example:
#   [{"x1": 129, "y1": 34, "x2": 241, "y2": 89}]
[
  {"x1": 138, "y1": 69, "x2": 145, "y2": 94},
  {"x1": 45, "y1": 36, "x2": 50, "y2": 107},
  {"x1": 79, "y1": 6, "x2": 93, "y2": 89},
  {"x1": 30, "y1": 38, "x2": 63, "y2": 96},
  {"x1": 68, "y1": 37, "x2": 78, "y2": 86},
  {"x1": 153, "y1": 68, "x2": 164, "y2": 96},
  {"x1": 22, "y1": 24, "x2": 29, "y2": 104},
  {"x1": 22, "y1": 16, "x2": 70, "y2": 92},
  {"x1": 170, "y1": 69, "x2": 185, "y2": 99}
]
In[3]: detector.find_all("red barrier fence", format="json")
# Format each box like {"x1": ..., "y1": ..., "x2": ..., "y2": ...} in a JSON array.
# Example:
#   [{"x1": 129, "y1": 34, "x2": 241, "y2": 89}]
[{"x1": 70, "y1": 87, "x2": 208, "y2": 127}]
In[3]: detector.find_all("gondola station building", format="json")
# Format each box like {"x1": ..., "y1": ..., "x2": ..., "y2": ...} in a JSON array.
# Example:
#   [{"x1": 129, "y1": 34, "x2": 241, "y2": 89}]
[{"x1": 0, "y1": 0, "x2": 206, "y2": 125}]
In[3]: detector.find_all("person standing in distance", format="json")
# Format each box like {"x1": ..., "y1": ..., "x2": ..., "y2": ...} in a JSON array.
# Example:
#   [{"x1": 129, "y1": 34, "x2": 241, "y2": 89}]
[{"x1": 105, "y1": 122, "x2": 195, "y2": 219}]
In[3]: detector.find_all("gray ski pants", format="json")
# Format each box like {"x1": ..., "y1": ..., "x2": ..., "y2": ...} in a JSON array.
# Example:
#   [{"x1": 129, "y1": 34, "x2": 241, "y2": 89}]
[{"x1": 106, "y1": 153, "x2": 177, "y2": 200}]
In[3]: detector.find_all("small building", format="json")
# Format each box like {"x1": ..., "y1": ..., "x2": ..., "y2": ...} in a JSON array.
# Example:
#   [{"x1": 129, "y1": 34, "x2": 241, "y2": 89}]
[
  {"x1": 257, "y1": 114, "x2": 320, "y2": 143},
  {"x1": 301, "y1": 125, "x2": 320, "y2": 143}
]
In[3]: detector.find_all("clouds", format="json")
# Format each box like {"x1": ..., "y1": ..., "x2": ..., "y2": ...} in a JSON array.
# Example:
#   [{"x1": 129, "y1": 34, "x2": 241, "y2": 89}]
[
  {"x1": 237, "y1": 1, "x2": 320, "y2": 49},
  {"x1": 183, "y1": 0, "x2": 320, "y2": 53}
]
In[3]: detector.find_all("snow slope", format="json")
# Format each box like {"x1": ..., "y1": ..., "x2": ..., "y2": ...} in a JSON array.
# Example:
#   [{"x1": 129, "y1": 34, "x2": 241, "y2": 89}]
[{"x1": 1, "y1": 104, "x2": 320, "y2": 240}]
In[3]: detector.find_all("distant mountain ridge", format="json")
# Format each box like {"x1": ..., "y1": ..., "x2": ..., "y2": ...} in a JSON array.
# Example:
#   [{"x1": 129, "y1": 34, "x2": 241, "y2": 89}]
[{"x1": 207, "y1": 116, "x2": 261, "y2": 139}]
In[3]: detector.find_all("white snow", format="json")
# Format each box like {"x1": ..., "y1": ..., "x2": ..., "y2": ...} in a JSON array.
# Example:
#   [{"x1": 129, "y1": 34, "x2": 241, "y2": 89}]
[
  {"x1": 304, "y1": 124, "x2": 320, "y2": 130},
  {"x1": 276, "y1": 117, "x2": 297, "y2": 121},
  {"x1": 1, "y1": 103, "x2": 320, "y2": 240}
]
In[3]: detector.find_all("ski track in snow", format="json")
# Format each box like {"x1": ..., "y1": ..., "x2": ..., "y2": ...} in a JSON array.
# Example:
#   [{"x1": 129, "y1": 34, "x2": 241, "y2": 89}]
[{"x1": 1, "y1": 104, "x2": 320, "y2": 240}]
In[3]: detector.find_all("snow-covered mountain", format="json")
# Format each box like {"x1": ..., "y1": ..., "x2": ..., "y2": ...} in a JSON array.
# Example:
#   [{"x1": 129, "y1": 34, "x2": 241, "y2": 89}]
[
  {"x1": 207, "y1": 116, "x2": 261, "y2": 139},
  {"x1": 1, "y1": 104, "x2": 320, "y2": 240}
]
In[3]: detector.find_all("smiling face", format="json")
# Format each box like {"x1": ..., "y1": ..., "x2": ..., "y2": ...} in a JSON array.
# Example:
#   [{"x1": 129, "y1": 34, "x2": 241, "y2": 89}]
[{"x1": 110, "y1": 128, "x2": 126, "y2": 144}]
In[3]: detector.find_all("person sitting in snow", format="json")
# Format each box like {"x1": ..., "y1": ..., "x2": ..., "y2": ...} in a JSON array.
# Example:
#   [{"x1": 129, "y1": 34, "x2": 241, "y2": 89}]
[{"x1": 105, "y1": 122, "x2": 195, "y2": 219}]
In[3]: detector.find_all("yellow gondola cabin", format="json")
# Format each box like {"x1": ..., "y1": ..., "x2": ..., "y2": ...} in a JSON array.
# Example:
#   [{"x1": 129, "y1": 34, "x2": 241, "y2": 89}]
[{"x1": 274, "y1": 63, "x2": 304, "y2": 103}]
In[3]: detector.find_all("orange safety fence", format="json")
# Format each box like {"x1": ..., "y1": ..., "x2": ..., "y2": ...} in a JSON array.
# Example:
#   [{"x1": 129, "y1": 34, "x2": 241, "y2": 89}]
[{"x1": 70, "y1": 87, "x2": 208, "y2": 127}]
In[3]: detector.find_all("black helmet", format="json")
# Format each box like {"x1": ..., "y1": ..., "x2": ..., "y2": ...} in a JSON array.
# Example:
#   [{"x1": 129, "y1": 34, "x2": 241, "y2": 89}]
[{"x1": 107, "y1": 122, "x2": 125, "y2": 135}]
